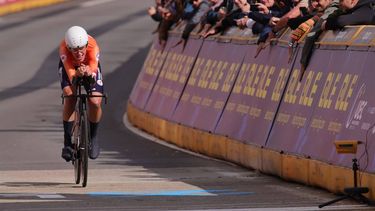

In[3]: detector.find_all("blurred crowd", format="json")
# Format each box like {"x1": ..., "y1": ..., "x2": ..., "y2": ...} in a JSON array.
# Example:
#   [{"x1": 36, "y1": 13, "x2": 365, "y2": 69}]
[{"x1": 148, "y1": 0, "x2": 374, "y2": 78}]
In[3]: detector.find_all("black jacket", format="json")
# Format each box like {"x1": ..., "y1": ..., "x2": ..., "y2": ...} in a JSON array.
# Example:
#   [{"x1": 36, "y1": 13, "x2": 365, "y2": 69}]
[{"x1": 325, "y1": 0, "x2": 375, "y2": 30}]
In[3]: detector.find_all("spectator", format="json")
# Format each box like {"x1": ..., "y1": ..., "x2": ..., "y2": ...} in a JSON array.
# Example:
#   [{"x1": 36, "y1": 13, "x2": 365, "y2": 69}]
[
  {"x1": 203, "y1": 0, "x2": 251, "y2": 38},
  {"x1": 148, "y1": 0, "x2": 164, "y2": 22},
  {"x1": 182, "y1": 0, "x2": 197, "y2": 21},
  {"x1": 299, "y1": 0, "x2": 339, "y2": 81},
  {"x1": 198, "y1": 0, "x2": 234, "y2": 35},
  {"x1": 287, "y1": 15, "x2": 320, "y2": 62},
  {"x1": 286, "y1": 0, "x2": 320, "y2": 62},
  {"x1": 269, "y1": 0, "x2": 310, "y2": 35},
  {"x1": 235, "y1": 15, "x2": 255, "y2": 29},
  {"x1": 148, "y1": 0, "x2": 166, "y2": 35},
  {"x1": 236, "y1": 0, "x2": 291, "y2": 57},
  {"x1": 246, "y1": 0, "x2": 287, "y2": 42},
  {"x1": 322, "y1": 0, "x2": 375, "y2": 30},
  {"x1": 156, "y1": 0, "x2": 186, "y2": 49},
  {"x1": 182, "y1": 0, "x2": 212, "y2": 40},
  {"x1": 173, "y1": 0, "x2": 212, "y2": 49},
  {"x1": 287, "y1": 0, "x2": 320, "y2": 30}
]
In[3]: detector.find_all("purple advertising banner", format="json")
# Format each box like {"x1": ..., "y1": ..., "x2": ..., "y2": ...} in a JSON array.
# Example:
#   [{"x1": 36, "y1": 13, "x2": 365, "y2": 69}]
[
  {"x1": 215, "y1": 45, "x2": 294, "y2": 146},
  {"x1": 297, "y1": 51, "x2": 366, "y2": 163},
  {"x1": 329, "y1": 51, "x2": 375, "y2": 170},
  {"x1": 266, "y1": 48, "x2": 368, "y2": 164},
  {"x1": 144, "y1": 37, "x2": 203, "y2": 119},
  {"x1": 128, "y1": 26, "x2": 375, "y2": 174},
  {"x1": 129, "y1": 38, "x2": 167, "y2": 109},
  {"x1": 266, "y1": 49, "x2": 334, "y2": 153},
  {"x1": 171, "y1": 41, "x2": 247, "y2": 132}
]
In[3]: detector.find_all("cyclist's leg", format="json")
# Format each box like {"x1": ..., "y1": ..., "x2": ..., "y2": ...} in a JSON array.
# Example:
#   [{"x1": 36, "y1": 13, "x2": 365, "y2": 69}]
[
  {"x1": 88, "y1": 93, "x2": 102, "y2": 123},
  {"x1": 88, "y1": 62, "x2": 103, "y2": 126},
  {"x1": 63, "y1": 85, "x2": 76, "y2": 139},
  {"x1": 87, "y1": 63, "x2": 104, "y2": 159},
  {"x1": 59, "y1": 61, "x2": 76, "y2": 161},
  {"x1": 88, "y1": 91, "x2": 102, "y2": 159}
]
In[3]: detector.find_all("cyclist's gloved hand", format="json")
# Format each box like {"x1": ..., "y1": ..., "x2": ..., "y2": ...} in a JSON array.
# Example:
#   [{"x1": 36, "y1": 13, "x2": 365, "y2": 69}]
[
  {"x1": 76, "y1": 65, "x2": 86, "y2": 77},
  {"x1": 76, "y1": 64, "x2": 95, "y2": 78},
  {"x1": 87, "y1": 73, "x2": 96, "y2": 86}
]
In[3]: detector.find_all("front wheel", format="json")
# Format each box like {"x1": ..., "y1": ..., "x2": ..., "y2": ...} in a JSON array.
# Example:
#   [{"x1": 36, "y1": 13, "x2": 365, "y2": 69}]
[
  {"x1": 80, "y1": 111, "x2": 89, "y2": 187},
  {"x1": 72, "y1": 122, "x2": 81, "y2": 185},
  {"x1": 73, "y1": 148, "x2": 81, "y2": 184}
]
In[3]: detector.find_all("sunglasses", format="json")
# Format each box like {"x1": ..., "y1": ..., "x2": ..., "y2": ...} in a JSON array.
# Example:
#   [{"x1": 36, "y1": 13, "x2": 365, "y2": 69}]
[{"x1": 69, "y1": 45, "x2": 87, "y2": 53}]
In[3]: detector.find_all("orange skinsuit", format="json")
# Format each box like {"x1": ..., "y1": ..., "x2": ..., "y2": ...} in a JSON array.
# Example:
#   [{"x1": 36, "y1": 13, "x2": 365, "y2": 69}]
[{"x1": 59, "y1": 35, "x2": 100, "y2": 83}]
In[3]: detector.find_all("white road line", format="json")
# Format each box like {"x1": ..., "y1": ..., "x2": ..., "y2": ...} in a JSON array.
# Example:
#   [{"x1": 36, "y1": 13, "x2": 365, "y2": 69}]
[
  {"x1": 0, "y1": 193, "x2": 65, "y2": 199},
  {"x1": 0, "y1": 199, "x2": 72, "y2": 204},
  {"x1": 81, "y1": 0, "x2": 117, "y2": 8},
  {"x1": 37, "y1": 194, "x2": 65, "y2": 199},
  {"x1": 0, "y1": 193, "x2": 68, "y2": 203}
]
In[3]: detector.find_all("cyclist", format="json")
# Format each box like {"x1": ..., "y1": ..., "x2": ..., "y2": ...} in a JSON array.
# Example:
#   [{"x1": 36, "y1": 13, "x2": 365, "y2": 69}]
[{"x1": 59, "y1": 26, "x2": 104, "y2": 162}]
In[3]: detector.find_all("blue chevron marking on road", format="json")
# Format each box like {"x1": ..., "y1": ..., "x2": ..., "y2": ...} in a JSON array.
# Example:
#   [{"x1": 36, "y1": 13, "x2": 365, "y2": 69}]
[{"x1": 88, "y1": 189, "x2": 254, "y2": 197}]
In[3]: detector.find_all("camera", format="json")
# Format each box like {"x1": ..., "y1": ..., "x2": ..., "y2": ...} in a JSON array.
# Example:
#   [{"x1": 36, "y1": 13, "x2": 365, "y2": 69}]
[
  {"x1": 334, "y1": 140, "x2": 362, "y2": 154},
  {"x1": 250, "y1": 4, "x2": 260, "y2": 12}
]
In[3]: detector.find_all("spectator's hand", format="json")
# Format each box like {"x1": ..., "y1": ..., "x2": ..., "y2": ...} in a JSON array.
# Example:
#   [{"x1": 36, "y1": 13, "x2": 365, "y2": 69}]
[
  {"x1": 235, "y1": 19, "x2": 244, "y2": 29},
  {"x1": 148, "y1": 6, "x2": 157, "y2": 16},
  {"x1": 203, "y1": 28, "x2": 216, "y2": 38},
  {"x1": 241, "y1": 3, "x2": 250, "y2": 13},
  {"x1": 269, "y1": 17, "x2": 280, "y2": 26},
  {"x1": 198, "y1": 23, "x2": 210, "y2": 36},
  {"x1": 236, "y1": 17, "x2": 249, "y2": 29},
  {"x1": 257, "y1": 3, "x2": 269, "y2": 14},
  {"x1": 274, "y1": 17, "x2": 289, "y2": 32},
  {"x1": 235, "y1": 0, "x2": 250, "y2": 13}
]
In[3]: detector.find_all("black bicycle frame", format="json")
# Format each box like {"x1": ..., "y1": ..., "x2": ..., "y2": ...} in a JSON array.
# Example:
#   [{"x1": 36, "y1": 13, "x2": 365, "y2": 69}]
[{"x1": 61, "y1": 76, "x2": 106, "y2": 187}]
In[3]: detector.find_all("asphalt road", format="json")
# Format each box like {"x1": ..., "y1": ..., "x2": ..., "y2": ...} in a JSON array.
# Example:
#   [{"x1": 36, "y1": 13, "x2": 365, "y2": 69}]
[{"x1": 0, "y1": 0, "x2": 372, "y2": 210}]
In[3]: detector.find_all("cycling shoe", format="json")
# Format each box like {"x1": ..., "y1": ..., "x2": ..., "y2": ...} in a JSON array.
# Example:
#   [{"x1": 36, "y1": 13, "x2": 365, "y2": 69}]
[
  {"x1": 61, "y1": 146, "x2": 74, "y2": 162},
  {"x1": 89, "y1": 137, "x2": 100, "y2": 160}
]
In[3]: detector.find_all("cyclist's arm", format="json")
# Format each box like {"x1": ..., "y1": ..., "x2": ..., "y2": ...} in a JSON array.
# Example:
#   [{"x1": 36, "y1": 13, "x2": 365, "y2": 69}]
[
  {"x1": 59, "y1": 42, "x2": 76, "y2": 83},
  {"x1": 86, "y1": 37, "x2": 100, "y2": 76}
]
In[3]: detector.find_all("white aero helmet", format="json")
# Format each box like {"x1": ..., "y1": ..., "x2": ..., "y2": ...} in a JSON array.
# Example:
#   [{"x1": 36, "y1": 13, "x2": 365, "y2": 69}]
[{"x1": 65, "y1": 26, "x2": 88, "y2": 49}]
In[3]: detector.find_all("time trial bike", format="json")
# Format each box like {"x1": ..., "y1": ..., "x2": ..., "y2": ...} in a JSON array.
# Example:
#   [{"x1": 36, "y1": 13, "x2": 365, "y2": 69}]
[{"x1": 62, "y1": 76, "x2": 107, "y2": 187}]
